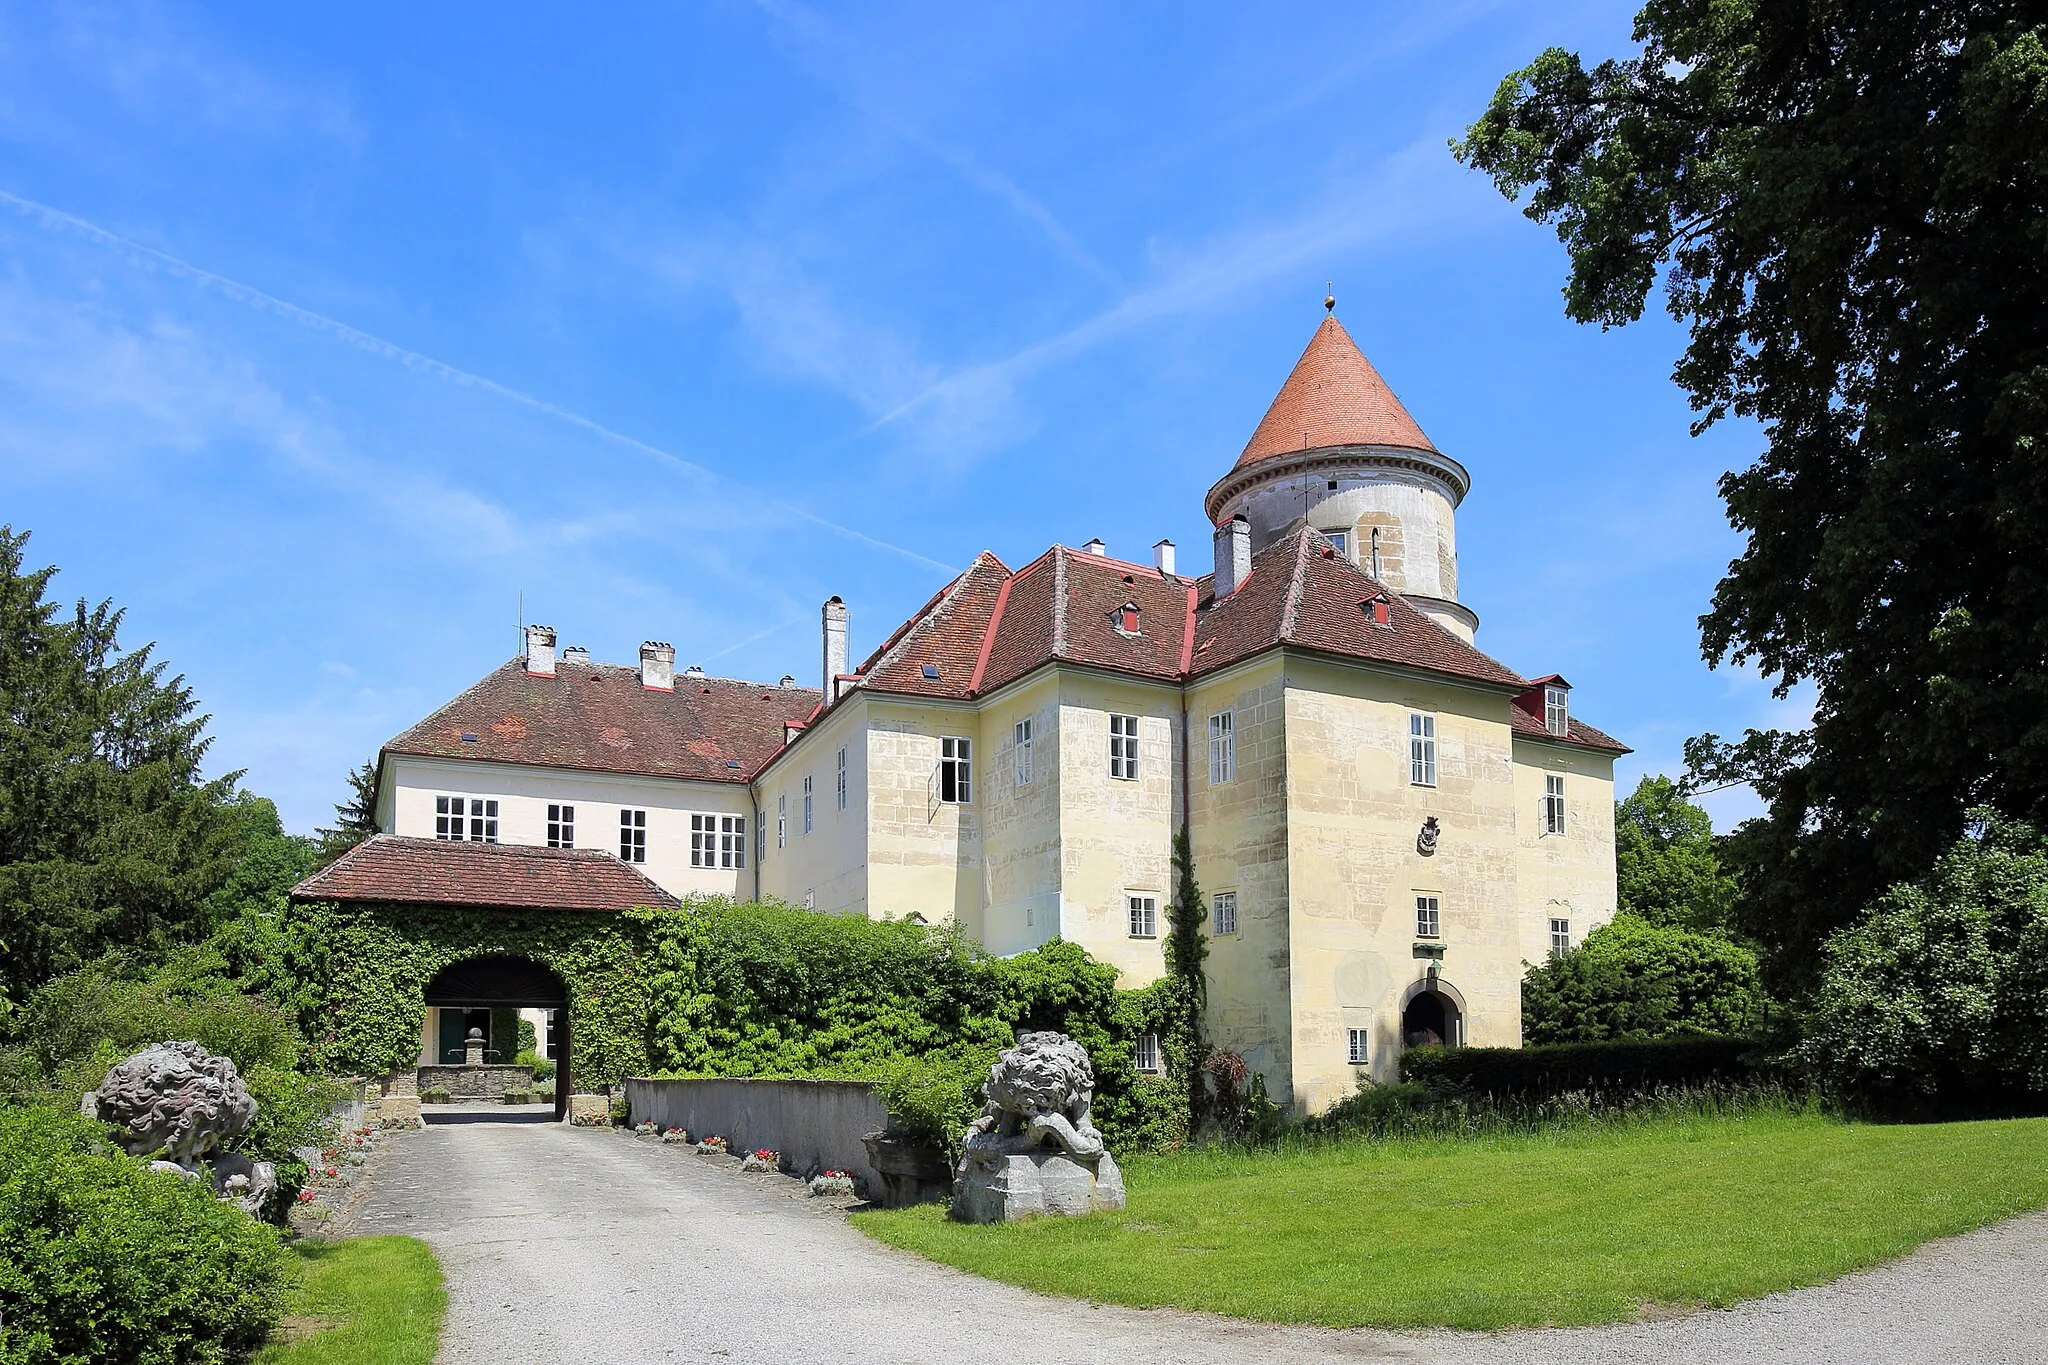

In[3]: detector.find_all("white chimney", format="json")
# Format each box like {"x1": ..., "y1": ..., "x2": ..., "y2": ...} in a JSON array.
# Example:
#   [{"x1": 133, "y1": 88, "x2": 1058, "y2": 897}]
[
  {"x1": 822, "y1": 596, "x2": 849, "y2": 702},
  {"x1": 639, "y1": 641, "x2": 675, "y2": 691},
  {"x1": 1083, "y1": 538, "x2": 1107, "y2": 556},
  {"x1": 524, "y1": 624, "x2": 557, "y2": 676},
  {"x1": 563, "y1": 644, "x2": 591, "y2": 666},
  {"x1": 683, "y1": 663, "x2": 705, "y2": 680},
  {"x1": 1153, "y1": 539, "x2": 1176, "y2": 575},
  {"x1": 1212, "y1": 516, "x2": 1252, "y2": 597}
]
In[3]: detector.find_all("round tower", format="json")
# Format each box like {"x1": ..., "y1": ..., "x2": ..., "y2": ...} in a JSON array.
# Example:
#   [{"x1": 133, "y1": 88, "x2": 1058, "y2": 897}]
[{"x1": 1206, "y1": 316, "x2": 1477, "y2": 642}]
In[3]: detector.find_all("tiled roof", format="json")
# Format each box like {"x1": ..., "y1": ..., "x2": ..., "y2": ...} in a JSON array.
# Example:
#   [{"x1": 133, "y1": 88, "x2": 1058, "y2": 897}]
[
  {"x1": 850, "y1": 551, "x2": 1012, "y2": 699},
  {"x1": 289, "y1": 835, "x2": 681, "y2": 911},
  {"x1": 1509, "y1": 685, "x2": 1631, "y2": 754},
  {"x1": 382, "y1": 660, "x2": 821, "y2": 782},
  {"x1": 1234, "y1": 316, "x2": 1436, "y2": 471}
]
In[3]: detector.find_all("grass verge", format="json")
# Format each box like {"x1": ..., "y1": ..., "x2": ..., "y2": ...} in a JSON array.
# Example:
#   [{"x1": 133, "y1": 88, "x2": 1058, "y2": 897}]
[
  {"x1": 854, "y1": 1109, "x2": 2048, "y2": 1329},
  {"x1": 257, "y1": 1236, "x2": 446, "y2": 1365}
]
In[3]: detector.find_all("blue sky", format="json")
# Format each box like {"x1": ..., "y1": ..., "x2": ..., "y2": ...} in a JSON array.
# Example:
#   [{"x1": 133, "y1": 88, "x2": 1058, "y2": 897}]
[{"x1": 0, "y1": 2, "x2": 1805, "y2": 835}]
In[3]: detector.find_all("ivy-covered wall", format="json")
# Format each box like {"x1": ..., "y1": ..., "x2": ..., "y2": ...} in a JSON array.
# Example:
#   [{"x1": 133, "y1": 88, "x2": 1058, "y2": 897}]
[{"x1": 274, "y1": 899, "x2": 656, "y2": 1086}]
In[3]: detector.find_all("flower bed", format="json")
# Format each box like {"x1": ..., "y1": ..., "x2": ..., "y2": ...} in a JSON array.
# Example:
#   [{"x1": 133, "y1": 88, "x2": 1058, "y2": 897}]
[
  {"x1": 661, "y1": 1127, "x2": 691, "y2": 1144},
  {"x1": 695, "y1": 1135, "x2": 729, "y2": 1155},
  {"x1": 808, "y1": 1170, "x2": 857, "y2": 1197},
  {"x1": 739, "y1": 1148, "x2": 780, "y2": 1173}
]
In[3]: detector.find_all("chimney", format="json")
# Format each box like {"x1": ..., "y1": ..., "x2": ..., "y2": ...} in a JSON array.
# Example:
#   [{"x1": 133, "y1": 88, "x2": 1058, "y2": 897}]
[
  {"x1": 822, "y1": 596, "x2": 849, "y2": 702},
  {"x1": 524, "y1": 624, "x2": 557, "y2": 676},
  {"x1": 683, "y1": 663, "x2": 706, "y2": 681},
  {"x1": 1212, "y1": 515, "x2": 1252, "y2": 597},
  {"x1": 563, "y1": 644, "x2": 591, "y2": 666},
  {"x1": 1082, "y1": 538, "x2": 1107, "y2": 557},
  {"x1": 779, "y1": 674, "x2": 796, "y2": 688},
  {"x1": 639, "y1": 641, "x2": 675, "y2": 691},
  {"x1": 1153, "y1": 539, "x2": 1176, "y2": 575}
]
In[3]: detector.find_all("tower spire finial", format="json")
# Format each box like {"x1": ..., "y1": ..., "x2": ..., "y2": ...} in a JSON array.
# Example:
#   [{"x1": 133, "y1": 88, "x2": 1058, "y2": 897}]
[{"x1": 1324, "y1": 282, "x2": 1335, "y2": 314}]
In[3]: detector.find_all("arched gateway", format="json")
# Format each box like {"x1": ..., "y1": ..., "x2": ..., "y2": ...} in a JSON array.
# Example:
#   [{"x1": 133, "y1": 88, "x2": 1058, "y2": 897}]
[{"x1": 288, "y1": 834, "x2": 682, "y2": 1119}]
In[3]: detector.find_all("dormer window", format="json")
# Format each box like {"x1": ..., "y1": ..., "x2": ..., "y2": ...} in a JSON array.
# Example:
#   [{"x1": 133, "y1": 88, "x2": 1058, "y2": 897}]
[
  {"x1": 1362, "y1": 594, "x2": 1392, "y2": 627},
  {"x1": 1544, "y1": 685, "x2": 1569, "y2": 736},
  {"x1": 1115, "y1": 602, "x2": 1141, "y2": 636}
]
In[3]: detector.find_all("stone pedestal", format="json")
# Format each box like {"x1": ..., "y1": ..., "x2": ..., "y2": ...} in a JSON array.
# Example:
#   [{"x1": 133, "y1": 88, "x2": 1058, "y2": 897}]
[
  {"x1": 952, "y1": 1148, "x2": 1125, "y2": 1223},
  {"x1": 565, "y1": 1093, "x2": 611, "y2": 1126}
]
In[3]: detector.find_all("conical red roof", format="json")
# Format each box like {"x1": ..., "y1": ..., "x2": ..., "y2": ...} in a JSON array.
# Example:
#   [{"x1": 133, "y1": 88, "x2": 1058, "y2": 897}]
[{"x1": 1234, "y1": 317, "x2": 1436, "y2": 470}]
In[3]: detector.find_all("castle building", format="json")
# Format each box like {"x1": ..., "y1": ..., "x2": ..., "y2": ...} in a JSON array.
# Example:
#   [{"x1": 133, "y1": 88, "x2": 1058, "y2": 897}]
[{"x1": 343, "y1": 314, "x2": 1625, "y2": 1113}]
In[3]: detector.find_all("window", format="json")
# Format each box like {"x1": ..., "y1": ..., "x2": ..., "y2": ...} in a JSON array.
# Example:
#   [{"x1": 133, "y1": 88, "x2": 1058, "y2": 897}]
[
  {"x1": 619, "y1": 809, "x2": 647, "y2": 862},
  {"x1": 1212, "y1": 890, "x2": 1238, "y2": 936},
  {"x1": 1117, "y1": 603, "x2": 1141, "y2": 635},
  {"x1": 1127, "y1": 894, "x2": 1159, "y2": 938},
  {"x1": 940, "y1": 736, "x2": 972, "y2": 803},
  {"x1": 803, "y1": 889, "x2": 816, "y2": 910},
  {"x1": 1409, "y1": 713, "x2": 1437, "y2": 786},
  {"x1": 802, "y1": 775, "x2": 813, "y2": 833},
  {"x1": 1322, "y1": 528, "x2": 1350, "y2": 559},
  {"x1": 835, "y1": 747, "x2": 848, "y2": 812},
  {"x1": 1545, "y1": 685, "x2": 1570, "y2": 736},
  {"x1": 1550, "y1": 917, "x2": 1572, "y2": 956},
  {"x1": 546, "y1": 803, "x2": 575, "y2": 849},
  {"x1": 1109, "y1": 713, "x2": 1140, "y2": 780},
  {"x1": 755, "y1": 808, "x2": 766, "y2": 862},
  {"x1": 1543, "y1": 773, "x2": 1567, "y2": 836},
  {"x1": 1135, "y1": 1032, "x2": 1162, "y2": 1074},
  {"x1": 1348, "y1": 1028, "x2": 1370, "y2": 1065},
  {"x1": 777, "y1": 794, "x2": 786, "y2": 849},
  {"x1": 1013, "y1": 718, "x2": 1034, "y2": 786},
  {"x1": 689, "y1": 814, "x2": 747, "y2": 870},
  {"x1": 435, "y1": 796, "x2": 497, "y2": 842},
  {"x1": 1415, "y1": 894, "x2": 1441, "y2": 939},
  {"x1": 1208, "y1": 710, "x2": 1235, "y2": 785}
]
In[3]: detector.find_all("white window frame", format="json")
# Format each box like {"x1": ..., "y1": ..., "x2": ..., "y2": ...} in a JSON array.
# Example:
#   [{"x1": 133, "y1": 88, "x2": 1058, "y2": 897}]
[
  {"x1": 1543, "y1": 773, "x2": 1567, "y2": 836},
  {"x1": 1545, "y1": 685, "x2": 1570, "y2": 736},
  {"x1": 836, "y1": 747, "x2": 848, "y2": 812},
  {"x1": 619, "y1": 808, "x2": 647, "y2": 863},
  {"x1": 1212, "y1": 890, "x2": 1237, "y2": 936},
  {"x1": 689, "y1": 814, "x2": 748, "y2": 870},
  {"x1": 1409, "y1": 712, "x2": 1437, "y2": 787},
  {"x1": 435, "y1": 795, "x2": 497, "y2": 843},
  {"x1": 1013, "y1": 717, "x2": 1034, "y2": 786},
  {"x1": 1109, "y1": 713, "x2": 1140, "y2": 781},
  {"x1": 1127, "y1": 893, "x2": 1159, "y2": 938},
  {"x1": 755, "y1": 808, "x2": 766, "y2": 862},
  {"x1": 940, "y1": 735, "x2": 972, "y2": 804},
  {"x1": 546, "y1": 802, "x2": 575, "y2": 849},
  {"x1": 1208, "y1": 709, "x2": 1235, "y2": 785},
  {"x1": 1415, "y1": 894, "x2": 1441, "y2": 939},
  {"x1": 777, "y1": 794, "x2": 786, "y2": 849},
  {"x1": 434, "y1": 794, "x2": 464, "y2": 841},
  {"x1": 1348, "y1": 1028, "x2": 1370, "y2": 1065},
  {"x1": 1135, "y1": 1032, "x2": 1162, "y2": 1074},
  {"x1": 1322, "y1": 528, "x2": 1350, "y2": 559},
  {"x1": 802, "y1": 775, "x2": 813, "y2": 834},
  {"x1": 1550, "y1": 916, "x2": 1572, "y2": 956}
]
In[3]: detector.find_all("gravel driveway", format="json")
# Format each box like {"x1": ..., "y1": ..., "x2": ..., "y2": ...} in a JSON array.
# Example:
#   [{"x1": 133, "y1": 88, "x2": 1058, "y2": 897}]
[{"x1": 348, "y1": 1119, "x2": 2046, "y2": 1364}]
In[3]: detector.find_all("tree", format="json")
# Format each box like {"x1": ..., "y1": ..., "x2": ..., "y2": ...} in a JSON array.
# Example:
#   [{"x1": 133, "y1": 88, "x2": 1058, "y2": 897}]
[
  {"x1": 1615, "y1": 776, "x2": 1738, "y2": 931},
  {"x1": 1456, "y1": 5, "x2": 2048, "y2": 996},
  {"x1": 314, "y1": 758, "x2": 380, "y2": 865},
  {"x1": 0, "y1": 527, "x2": 244, "y2": 1001},
  {"x1": 1798, "y1": 810, "x2": 2048, "y2": 1113},
  {"x1": 1523, "y1": 914, "x2": 1761, "y2": 1043},
  {"x1": 1159, "y1": 829, "x2": 1210, "y2": 1132}
]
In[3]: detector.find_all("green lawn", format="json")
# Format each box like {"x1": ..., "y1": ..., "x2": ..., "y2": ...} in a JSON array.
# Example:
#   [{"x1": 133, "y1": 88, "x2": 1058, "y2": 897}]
[
  {"x1": 257, "y1": 1236, "x2": 446, "y2": 1365},
  {"x1": 855, "y1": 1112, "x2": 2048, "y2": 1329}
]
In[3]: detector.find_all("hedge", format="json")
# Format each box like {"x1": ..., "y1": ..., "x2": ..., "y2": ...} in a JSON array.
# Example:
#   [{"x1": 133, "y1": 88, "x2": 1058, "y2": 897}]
[
  {"x1": 0, "y1": 1106, "x2": 290, "y2": 1364},
  {"x1": 1399, "y1": 1035, "x2": 1760, "y2": 1100}
]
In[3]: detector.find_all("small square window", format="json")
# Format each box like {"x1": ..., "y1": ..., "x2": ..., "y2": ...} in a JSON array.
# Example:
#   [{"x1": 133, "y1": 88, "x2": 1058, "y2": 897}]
[
  {"x1": 921, "y1": 664, "x2": 941, "y2": 680},
  {"x1": 1212, "y1": 890, "x2": 1237, "y2": 936},
  {"x1": 1136, "y1": 1032, "x2": 1162, "y2": 1074},
  {"x1": 1415, "y1": 894, "x2": 1441, "y2": 939},
  {"x1": 1348, "y1": 1028, "x2": 1370, "y2": 1066},
  {"x1": 1322, "y1": 528, "x2": 1350, "y2": 559},
  {"x1": 1127, "y1": 894, "x2": 1158, "y2": 938}
]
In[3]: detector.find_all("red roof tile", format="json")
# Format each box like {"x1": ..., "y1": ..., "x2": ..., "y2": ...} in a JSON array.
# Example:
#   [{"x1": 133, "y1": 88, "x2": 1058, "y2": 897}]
[
  {"x1": 1233, "y1": 317, "x2": 1436, "y2": 472},
  {"x1": 382, "y1": 660, "x2": 820, "y2": 782},
  {"x1": 290, "y1": 835, "x2": 680, "y2": 911}
]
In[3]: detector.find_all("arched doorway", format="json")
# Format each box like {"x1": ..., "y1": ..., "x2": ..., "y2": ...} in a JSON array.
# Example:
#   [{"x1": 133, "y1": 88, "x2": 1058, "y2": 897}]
[
  {"x1": 424, "y1": 956, "x2": 572, "y2": 1119},
  {"x1": 1401, "y1": 982, "x2": 1464, "y2": 1050}
]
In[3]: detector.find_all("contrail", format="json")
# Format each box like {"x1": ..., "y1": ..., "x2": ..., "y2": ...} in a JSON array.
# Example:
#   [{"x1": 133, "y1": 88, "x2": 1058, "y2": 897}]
[{"x1": 0, "y1": 187, "x2": 956, "y2": 576}]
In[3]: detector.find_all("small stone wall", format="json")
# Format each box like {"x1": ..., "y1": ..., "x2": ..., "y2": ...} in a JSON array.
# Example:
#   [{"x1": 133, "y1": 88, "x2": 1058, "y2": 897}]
[
  {"x1": 624, "y1": 1078, "x2": 897, "y2": 1195},
  {"x1": 418, "y1": 1063, "x2": 534, "y2": 1100}
]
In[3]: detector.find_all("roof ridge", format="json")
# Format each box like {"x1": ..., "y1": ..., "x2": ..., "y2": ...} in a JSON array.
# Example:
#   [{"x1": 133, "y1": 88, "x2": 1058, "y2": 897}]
[
  {"x1": 1051, "y1": 545, "x2": 1069, "y2": 658},
  {"x1": 1279, "y1": 526, "x2": 1314, "y2": 641},
  {"x1": 967, "y1": 569, "x2": 1018, "y2": 696}
]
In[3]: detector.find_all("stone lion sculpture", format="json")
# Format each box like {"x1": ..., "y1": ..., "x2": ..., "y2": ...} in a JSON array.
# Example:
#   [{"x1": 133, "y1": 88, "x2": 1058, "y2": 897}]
[
  {"x1": 961, "y1": 1031, "x2": 1105, "y2": 1161},
  {"x1": 81, "y1": 1040, "x2": 275, "y2": 1214}
]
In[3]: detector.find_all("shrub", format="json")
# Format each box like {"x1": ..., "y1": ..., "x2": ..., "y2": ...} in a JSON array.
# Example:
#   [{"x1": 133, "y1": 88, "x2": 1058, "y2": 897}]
[
  {"x1": 1400, "y1": 1035, "x2": 1758, "y2": 1100},
  {"x1": 0, "y1": 1106, "x2": 290, "y2": 1364},
  {"x1": 1522, "y1": 915, "x2": 1761, "y2": 1043},
  {"x1": 1799, "y1": 811, "x2": 2048, "y2": 1114}
]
